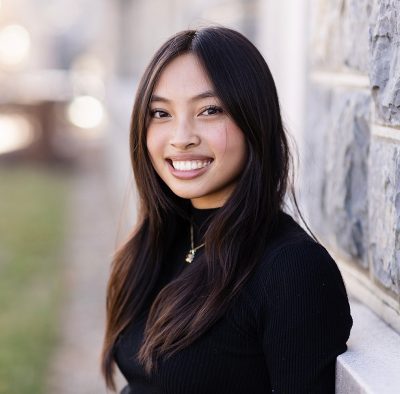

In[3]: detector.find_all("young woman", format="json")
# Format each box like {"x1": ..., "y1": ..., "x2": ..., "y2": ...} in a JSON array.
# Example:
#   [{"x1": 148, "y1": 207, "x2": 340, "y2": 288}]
[{"x1": 102, "y1": 26, "x2": 352, "y2": 393}]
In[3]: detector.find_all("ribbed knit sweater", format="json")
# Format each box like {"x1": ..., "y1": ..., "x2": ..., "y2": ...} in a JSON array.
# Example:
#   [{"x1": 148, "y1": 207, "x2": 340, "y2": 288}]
[{"x1": 114, "y1": 208, "x2": 352, "y2": 394}]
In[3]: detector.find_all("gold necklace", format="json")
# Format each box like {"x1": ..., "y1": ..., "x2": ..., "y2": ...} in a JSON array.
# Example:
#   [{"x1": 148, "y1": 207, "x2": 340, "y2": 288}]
[{"x1": 185, "y1": 223, "x2": 205, "y2": 263}]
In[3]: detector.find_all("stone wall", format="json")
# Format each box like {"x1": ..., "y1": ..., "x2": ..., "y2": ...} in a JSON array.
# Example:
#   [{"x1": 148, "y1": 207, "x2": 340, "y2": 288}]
[{"x1": 303, "y1": 0, "x2": 400, "y2": 331}]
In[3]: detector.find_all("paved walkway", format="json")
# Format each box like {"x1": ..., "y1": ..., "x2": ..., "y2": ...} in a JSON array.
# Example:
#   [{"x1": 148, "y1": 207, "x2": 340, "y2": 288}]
[{"x1": 46, "y1": 146, "x2": 126, "y2": 393}]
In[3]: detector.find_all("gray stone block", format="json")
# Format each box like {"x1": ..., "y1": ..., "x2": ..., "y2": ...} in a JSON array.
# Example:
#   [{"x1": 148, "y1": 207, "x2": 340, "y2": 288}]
[
  {"x1": 324, "y1": 89, "x2": 370, "y2": 267},
  {"x1": 310, "y1": 0, "x2": 373, "y2": 73},
  {"x1": 301, "y1": 84, "x2": 332, "y2": 240},
  {"x1": 370, "y1": 0, "x2": 400, "y2": 126},
  {"x1": 303, "y1": 84, "x2": 370, "y2": 267},
  {"x1": 368, "y1": 136, "x2": 400, "y2": 294}
]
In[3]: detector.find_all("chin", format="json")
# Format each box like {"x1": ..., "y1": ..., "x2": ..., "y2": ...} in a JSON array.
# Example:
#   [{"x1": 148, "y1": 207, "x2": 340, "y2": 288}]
[
  {"x1": 167, "y1": 187, "x2": 205, "y2": 201},
  {"x1": 171, "y1": 190, "x2": 201, "y2": 200}
]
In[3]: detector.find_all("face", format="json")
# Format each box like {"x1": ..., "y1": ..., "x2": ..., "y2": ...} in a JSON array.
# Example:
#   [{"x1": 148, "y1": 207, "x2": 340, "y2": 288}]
[{"x1": 146, "y1": 53, "x2": 247, "y2": 209}]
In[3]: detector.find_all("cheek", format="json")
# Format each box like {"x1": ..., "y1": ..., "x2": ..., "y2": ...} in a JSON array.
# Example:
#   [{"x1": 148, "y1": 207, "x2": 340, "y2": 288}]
[
  {"x1": 146, "y1": 136, "x2": 164, "y2": 177},
  {"x1": 209, "y1": 133, "x2": 228, "y2": 156},
  {"x1": 207, "y1": 121, "x2": 236, "y2": 156},
  {"x1": 223, "y1": 123, "x2": 247, "y2": 164},
  {"x1": 146, "y1": 129, "x2": 163, "y2": 163},
  {"x1": 234, "y1": 133, "x2": 247, "y2": 160}
]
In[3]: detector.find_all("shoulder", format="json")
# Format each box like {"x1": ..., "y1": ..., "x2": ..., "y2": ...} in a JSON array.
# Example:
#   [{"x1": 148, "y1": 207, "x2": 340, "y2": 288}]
[
  {"x1": 258, "y1": 211, "x2": 339, "y2": 275},
  {"x1": 261, "y1": 210, "x2": 321, "y2": 258},
  {"x1": 246, "y1": 211, "x2": 348, "y2": 303},
  {"x1": 244, "y1": 213, "x2": 352, "y2": 393}
]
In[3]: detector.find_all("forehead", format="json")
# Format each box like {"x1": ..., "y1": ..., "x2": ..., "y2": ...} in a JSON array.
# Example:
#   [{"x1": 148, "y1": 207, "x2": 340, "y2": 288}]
[{"x1": 153, "y1": 53, "x2": 213, "y2": 97}]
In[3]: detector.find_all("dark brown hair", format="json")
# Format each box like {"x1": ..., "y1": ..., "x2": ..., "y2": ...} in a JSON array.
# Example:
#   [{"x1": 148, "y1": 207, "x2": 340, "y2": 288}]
[{"x1": 102, "y1": 26, "x2": 295, "y2": 390}]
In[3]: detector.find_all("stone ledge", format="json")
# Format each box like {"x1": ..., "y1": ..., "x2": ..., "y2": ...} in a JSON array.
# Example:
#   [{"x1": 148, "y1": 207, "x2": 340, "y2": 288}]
[
  {"x1": 310, "y1": 70, "x2": 370, "y2": 89},
  {"x1": 336, "y1": 299, "x2": 400, "y2": 393},
  {"x1": 372, "y1": 124, "x2": 400, "y2": 142}
]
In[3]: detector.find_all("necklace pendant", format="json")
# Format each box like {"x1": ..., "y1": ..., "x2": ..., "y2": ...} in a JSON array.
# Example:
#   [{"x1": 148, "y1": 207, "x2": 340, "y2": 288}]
[{"x1": 185, "y1": 249, "x2": 195, "y2": 264}]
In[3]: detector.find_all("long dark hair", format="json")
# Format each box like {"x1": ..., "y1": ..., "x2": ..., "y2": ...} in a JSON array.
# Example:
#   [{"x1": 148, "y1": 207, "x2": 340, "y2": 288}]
[{"x1": 102, "y1": 26, "x2": 295, "y2": 390}]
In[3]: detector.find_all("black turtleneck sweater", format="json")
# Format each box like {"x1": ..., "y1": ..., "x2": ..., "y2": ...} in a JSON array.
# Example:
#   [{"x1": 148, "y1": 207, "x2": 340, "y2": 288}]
[{"x1": 114, "y1": 209, "x2": 352, "y2": 394}]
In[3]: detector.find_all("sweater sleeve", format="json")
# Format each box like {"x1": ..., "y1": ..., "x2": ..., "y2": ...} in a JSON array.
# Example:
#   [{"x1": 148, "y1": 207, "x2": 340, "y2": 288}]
[{"x1": 259, "y1": 241, "x2": 352, "y2": 393}]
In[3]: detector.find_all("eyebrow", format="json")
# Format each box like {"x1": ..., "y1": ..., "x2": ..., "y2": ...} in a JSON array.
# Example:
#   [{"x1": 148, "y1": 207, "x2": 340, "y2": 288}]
[{"x1": 150, "y1": 90, "x2": 217, "y2": 103}]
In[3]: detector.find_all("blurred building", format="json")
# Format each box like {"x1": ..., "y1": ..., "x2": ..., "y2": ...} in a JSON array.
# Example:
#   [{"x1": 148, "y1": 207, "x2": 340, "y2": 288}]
[
  {"x1": 115, "y1": 0, "x2": 258, "y2": 77},
  {"x1": 0, "y1": 0, "x2": 117, "y2": 162}
]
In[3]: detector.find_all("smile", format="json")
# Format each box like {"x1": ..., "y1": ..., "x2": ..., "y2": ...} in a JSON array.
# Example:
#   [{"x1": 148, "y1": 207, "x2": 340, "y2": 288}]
[{"x1": 171, "y1": 160, "x2": 212, "y2": 171}]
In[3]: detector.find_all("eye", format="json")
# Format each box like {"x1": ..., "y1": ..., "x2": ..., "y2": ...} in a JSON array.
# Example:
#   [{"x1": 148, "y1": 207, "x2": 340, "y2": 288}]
[
  {"x1": 150, "y1": 109, "x2": 170, "y2": 119},
  {"x1": 200, "y1": 105, "x2": 223, "y2": 116}
]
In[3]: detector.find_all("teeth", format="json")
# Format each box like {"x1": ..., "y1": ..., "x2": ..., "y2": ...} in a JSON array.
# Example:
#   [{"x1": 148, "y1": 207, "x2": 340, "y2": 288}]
[{"x1": 171, "y1": 160, "x2": 212, "y2": 171}]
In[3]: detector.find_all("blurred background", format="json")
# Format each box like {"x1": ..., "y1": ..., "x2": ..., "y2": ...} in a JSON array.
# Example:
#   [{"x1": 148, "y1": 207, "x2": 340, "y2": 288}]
[
  {"x1": 1, "y1": 0, "x2": 399, "y2": 393},
  {"x1": 0, "y1": 2, "x2": 306, "y2": 392}
]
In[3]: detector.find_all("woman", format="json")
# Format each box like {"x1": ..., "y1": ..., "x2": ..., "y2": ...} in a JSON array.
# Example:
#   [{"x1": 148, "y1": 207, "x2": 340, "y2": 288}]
[{"x1": 102, "y1": 26, "x2": 352, "y2": 393}]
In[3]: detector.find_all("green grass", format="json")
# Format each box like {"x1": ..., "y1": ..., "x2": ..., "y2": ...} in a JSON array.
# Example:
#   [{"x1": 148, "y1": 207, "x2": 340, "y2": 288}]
[{"x1": 0, "y1": 164, "x2": 69, "y2": 394}]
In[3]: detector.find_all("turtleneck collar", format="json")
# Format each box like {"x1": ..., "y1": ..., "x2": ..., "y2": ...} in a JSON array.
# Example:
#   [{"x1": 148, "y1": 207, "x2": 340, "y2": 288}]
[
  {"x1": 191, "y1": 205, "x2": 219, "y2": 224},
  {"x1": 190, "y1": 205, "x2": 220, "y2": 240}
]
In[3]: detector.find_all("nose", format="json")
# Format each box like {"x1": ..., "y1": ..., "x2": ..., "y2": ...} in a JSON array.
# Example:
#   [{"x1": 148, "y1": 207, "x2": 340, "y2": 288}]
[{"x1": 169, "y1": 119, "x2": 200, "y2": 149}]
